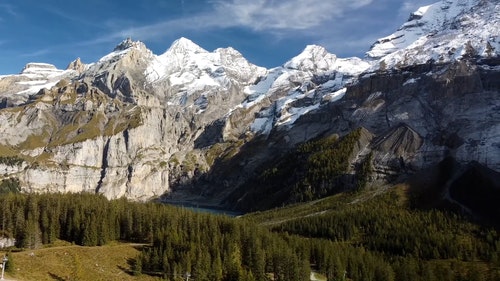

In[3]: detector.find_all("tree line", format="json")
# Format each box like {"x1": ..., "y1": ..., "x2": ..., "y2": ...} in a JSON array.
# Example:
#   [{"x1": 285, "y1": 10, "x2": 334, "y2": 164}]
[
  {"x1": 0, "y1": 192, "x2": 395, "y2": 281},
  {"x1": 226, "y1": 128, "x2": 371, "y2": 211},
  {"x1": 271, "y1": 191, "x2": 500, "y2": 281},
  {"x1": 1, "y1": 190, "x2": 499, "y2": 280}
]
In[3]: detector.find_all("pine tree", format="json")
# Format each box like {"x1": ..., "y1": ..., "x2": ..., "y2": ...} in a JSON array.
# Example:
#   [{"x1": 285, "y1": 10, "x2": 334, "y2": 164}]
[
  {"x1": 132, "y1": 255, "x2": 142, "y2": 276},
  {"x1": 4, "y1": 253, "x2": 14, "y2": 274},
  {"x1": 210, "y1": 252, "x2": 223, "y2": 281}
]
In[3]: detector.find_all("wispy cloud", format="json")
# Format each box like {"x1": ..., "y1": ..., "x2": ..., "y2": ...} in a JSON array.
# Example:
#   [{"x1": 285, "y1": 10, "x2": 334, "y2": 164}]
[
  {"x1": 0, "y1": 3, "x2": 18, "y2": 17},
  {"x1": 77, "y1": 15, "x2": 214, "y2": 47},
  {"x1": 211, "y1": 0, "x2": 373, "y2": 31},
  {"x1": 19, "y1": 48, "x2": 52, "y2": 58},
  {"x1": 314, "y1": 0, "x2": 437, "y2": 57},
  {"x1": 43, "y1": 6, "x2": 100, "y2": 28},
  {"x1": 0, "y1": 3, "x2": 18, "y2": 22},
  {"x1": 74, "y1": 0, "x2": 437, "y2": 60},
  {"x1": 79, "y1": 0, "x2": 375, "y2": 47}
]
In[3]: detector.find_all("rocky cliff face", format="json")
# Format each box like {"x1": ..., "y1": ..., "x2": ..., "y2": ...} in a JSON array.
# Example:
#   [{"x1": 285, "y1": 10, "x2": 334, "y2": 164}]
[
  {"x1": 0, "y1": 0, "x2": 498, "y2": 207},
  {"x1": 0, "y1": 37, "x2": 268, "y2": 200}
]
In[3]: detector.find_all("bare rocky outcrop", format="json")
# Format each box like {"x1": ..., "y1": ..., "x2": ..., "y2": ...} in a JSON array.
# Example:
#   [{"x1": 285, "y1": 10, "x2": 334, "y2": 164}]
[
  {"x1": 371, "y1": 124, "x2": 424, "y2": 177},
  {"x1": 0, "y1": 38, "x2": 268, "y2": 200},
  {"x1": 0, "y1": 0, "x2": 498, "y2": 207},
  {"x1": 1, "y1": 44, "x2": 497, "y2": 204},
  {"x1": 345, "y1": 59, "x2": 500, "y2": 172},
  {"x1": 0, "y1": 237, "x2": 15, "y2": 248},
  {"x1": 66, "y1": 57, "x2": 86, "y2": 73}
]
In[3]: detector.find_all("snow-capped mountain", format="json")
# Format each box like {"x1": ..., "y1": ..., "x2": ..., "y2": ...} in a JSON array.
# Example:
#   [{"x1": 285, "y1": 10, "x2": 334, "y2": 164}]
[
  {"x1": 0, "y1": 62, "x2": 77, "y2": 107},
  {"x1": 243, "y1": 45, "x2": 370, "y2": 135},
  {"x1": 144, "y1": 37, "x2": 265, "y2": 110},
  {"x1": 0, "y1": 0, "x2": 497, "y2": 210},
  {"x1": 145, "y1": 37, "x2": 261, "y2": 84},
  {"x1": 368, "y1": 0, "x2": 499, "y2": 68},
  {"x1": 0, "y1": 37, "x2": 270, "y2": 200}
]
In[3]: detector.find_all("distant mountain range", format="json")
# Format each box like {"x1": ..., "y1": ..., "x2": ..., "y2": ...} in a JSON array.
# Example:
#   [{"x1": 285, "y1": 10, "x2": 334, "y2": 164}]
[{"x1": 0, "y1": 0, "x2": 498, "y2": 215}]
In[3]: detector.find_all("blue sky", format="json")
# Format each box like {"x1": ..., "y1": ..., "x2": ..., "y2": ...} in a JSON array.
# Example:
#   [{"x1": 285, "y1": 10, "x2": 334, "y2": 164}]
[{"x1": 0, "y1": 0, "x2": 435, "y2": 74}]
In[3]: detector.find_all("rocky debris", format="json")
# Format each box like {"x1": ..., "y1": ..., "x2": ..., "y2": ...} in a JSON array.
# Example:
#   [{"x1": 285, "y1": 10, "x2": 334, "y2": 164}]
[
  {"x1": 344, "y1": 58, "x2": 500, "y2": 172},
  {"x1": 373, "y1": 124, "x2": 423, "y2": 157},
  {"x1": 371, "y1": 124, "x2": 424, "y2": 177}
]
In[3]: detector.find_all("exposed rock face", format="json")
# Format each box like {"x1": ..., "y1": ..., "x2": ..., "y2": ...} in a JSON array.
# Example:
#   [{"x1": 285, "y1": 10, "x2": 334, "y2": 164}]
[
  {"x1": 0, "y1": 0, "x2": 498, "y2": 207},
  {"x1": 0, "y1": 38, "x2": 268, "y2": 200},
  {"x1": 0, "y1": 237, "x2": 15, "y2": 248},
  {"x1": 66, "y1": 58, "x2": 86, "y2": 73},
  {"x1": 344, "y1": 59, "x2": 500, "y2": 173},
  {"x1": 371, "y1": 124, "x2": 424, "y2": 176}
]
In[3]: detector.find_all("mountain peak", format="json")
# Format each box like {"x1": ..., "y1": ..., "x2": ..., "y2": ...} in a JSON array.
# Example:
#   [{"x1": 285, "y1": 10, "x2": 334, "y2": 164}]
[
  {"x1": 284, "y1": 44, "x2": 337, "y2": 72},
  {"x1": 113, "y1": 38, "x2": 146, "y2": 52},
  {"x1": 303, "y1": 44, "x2": 329, "y2": 53},
  {"x1": 66, "y1": 57, "x2": 85, "y2": 73},
  {"x1": 215, "y1": 46, "x2": 242, "y2": 57},
  {"x1": 366, "y1": 0, "x2": 497, "y2": 61},
  {"x1": 166, "y1": 37, "x2": 207, "y2": 54},
  {"x1": 21, "y1": 62, "x2": 59, "y2": 75}
]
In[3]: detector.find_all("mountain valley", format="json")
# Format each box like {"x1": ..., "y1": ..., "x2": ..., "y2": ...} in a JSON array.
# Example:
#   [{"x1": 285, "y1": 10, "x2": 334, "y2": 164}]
[
  {"x1": 0, "y1": 0, "x2": 498, "y2": 220},
  {"x1": 0, "y1": 1, "x2": 500, "y2": 280}
]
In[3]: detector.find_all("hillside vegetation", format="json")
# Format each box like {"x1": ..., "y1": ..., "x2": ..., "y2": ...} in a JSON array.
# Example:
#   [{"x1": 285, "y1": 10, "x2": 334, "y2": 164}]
[
  {"x1": 0, "y1": 188, "x2": 498, "y2": 281},
  {"x1": 247, "y1": 187, "x2": 500, "y2": 281},
  {"x1": 225, "y1": 128, "x2": 373, "y2": 211}
]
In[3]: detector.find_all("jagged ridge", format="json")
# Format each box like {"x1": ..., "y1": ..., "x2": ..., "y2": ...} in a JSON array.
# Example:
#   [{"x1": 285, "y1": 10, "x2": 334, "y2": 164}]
[{"x1": 0, "y1": 0, "x2": 497, "y2": 207}]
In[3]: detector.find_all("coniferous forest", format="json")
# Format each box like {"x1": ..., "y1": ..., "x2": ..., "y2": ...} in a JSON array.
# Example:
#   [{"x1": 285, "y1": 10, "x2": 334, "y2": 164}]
[{"x1": 0, "y1": 189, "x2": 499, "y2": 281}]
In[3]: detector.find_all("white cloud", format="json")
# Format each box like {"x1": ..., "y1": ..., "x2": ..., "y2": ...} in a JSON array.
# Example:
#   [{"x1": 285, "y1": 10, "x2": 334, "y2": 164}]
[
  {"x1": 212, "y1": 0, "x2": 373, "y2": 31},
  {"x1": 45, "y1": 6, "x2": 101, "y2": 28},
  {"x1": 78, "y1": 0, "x2": 449, "y2": 63},
  {"x1": 80, "y1": 0, "x2": 375, "y2": 47},
  {"x1": 19, "y1": 48, "x2": 51, "y2": 58}
]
